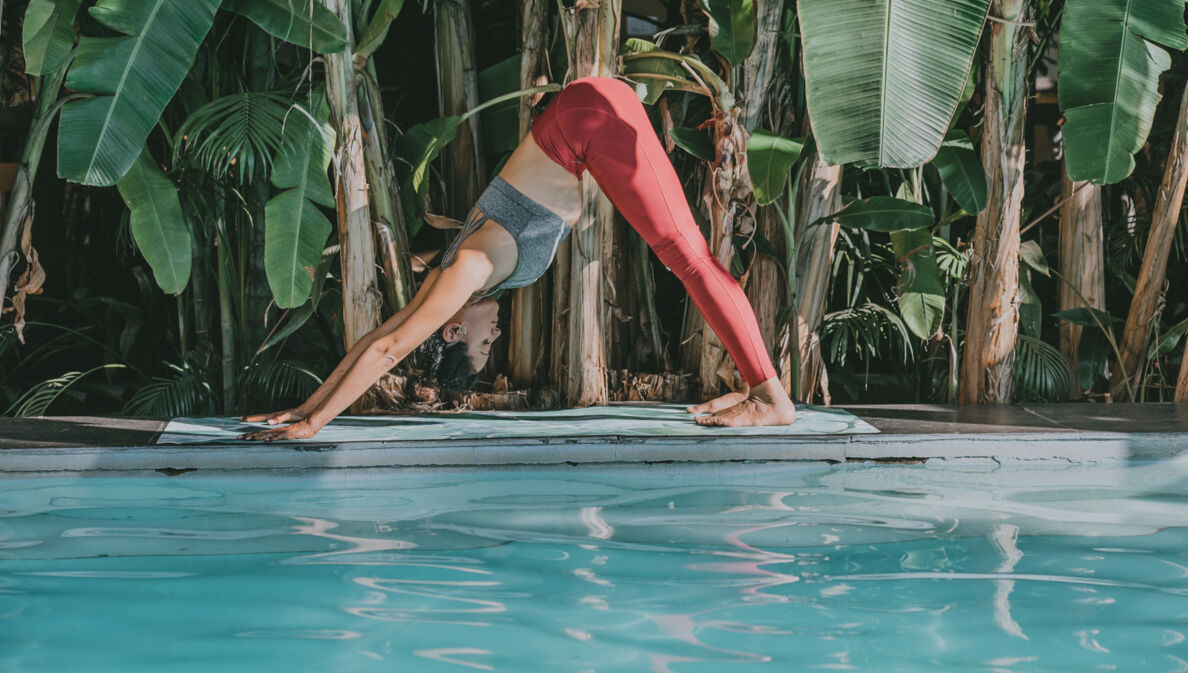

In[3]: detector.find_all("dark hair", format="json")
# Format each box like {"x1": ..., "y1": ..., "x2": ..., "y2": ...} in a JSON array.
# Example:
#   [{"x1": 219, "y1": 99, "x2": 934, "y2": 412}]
[{"x1": 411, "y1": 331, "x2": 480, "y2": 392}]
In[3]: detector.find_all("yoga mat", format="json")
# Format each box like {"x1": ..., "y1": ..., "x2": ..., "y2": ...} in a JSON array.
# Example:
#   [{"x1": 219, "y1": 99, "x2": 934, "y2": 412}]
[{"x1": 156, "y1": 404, "x2": 878, "y2": 445}]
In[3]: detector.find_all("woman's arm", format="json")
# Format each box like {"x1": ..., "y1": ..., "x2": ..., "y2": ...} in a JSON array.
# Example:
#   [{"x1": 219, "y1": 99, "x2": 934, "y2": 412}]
[
  {"x1": 239, "y1": 253, "x2": 492, "y2": 441},
  {"x1": 240, "y1": 268, "x2": 443, "y2": 425}
]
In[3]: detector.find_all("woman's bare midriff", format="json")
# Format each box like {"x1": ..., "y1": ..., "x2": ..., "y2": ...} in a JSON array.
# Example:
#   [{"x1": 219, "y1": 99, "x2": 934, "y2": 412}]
[{"x1": 497, "y1": 132, "x2": 583, "y2": 226}]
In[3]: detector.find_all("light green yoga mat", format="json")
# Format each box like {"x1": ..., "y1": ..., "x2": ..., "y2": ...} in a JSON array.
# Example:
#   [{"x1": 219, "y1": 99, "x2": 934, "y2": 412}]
[{"x1": 156, "y1": 404, "x2": 878, "y2": 445}]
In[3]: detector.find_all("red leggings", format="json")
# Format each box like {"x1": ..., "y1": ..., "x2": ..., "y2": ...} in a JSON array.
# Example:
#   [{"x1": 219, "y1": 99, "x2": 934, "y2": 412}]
[{"x1": 531, "y1": 76, "x2": 777, "y2": 387}]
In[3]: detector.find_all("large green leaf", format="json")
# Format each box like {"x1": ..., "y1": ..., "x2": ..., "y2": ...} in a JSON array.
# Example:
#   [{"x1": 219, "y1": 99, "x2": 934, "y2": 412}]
[
  {"x1": 1059, "y1": 0, "x2": 1188, "y2": 184},
  {"x1": 396, "y1": 116, "x2": 461, "y2": 235},
  {"x1": 355, "y1": 0, "x2": 406, "y2": 62},
  {"x1": 703, "y1": 0, "x2": 756, "y2": 67},
  {"x1": 265, "y1": 100, "x2": 336, "y2": 309},
  {"x1": 669, "y1": 127, "x2": 715, "y2": 162},
  {"x1": 226, "y1": 0, "x2": 347, "y2": 54},
  {"x1": 22, "y1": 0, "x2": 82, "y2": 76},
  {"x1": 829, "y1": 196, "x2": 934, "y2": 232},
  {"x1": 931, "y1": 132, "x2": 988, "y2": 214},
  {"x1": 798, "y1": 0, "x2": 991, "y2": 167},
  {"x1": 58, "y1": 0, "x2": 220, "y2": 186},
  {"x1": 747, "y1": 130, "x2": 804, "y2": 205},
  {"x1": 890, "y1": 229, "x2": 945, "y2": 339},
  {"x1": 622, "y1": 38, "x2": 692, "y2": 104},
  {"x1": 116, "y1": 149, "x2": 191, "y2": 295}
]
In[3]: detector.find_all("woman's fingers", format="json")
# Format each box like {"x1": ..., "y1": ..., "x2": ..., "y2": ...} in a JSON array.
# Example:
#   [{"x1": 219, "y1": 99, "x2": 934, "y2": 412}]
[
  {"x1": 239, "y1": 408, "x2": 302, "y2": 424},
  {"x1": 238, "y1": 420, "x2": 319, "y2": 442}
]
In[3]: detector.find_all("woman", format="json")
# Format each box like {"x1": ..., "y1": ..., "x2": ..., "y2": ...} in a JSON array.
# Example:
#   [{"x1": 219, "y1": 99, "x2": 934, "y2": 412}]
[{"x1": 239, "y1": 76, "x2": 796, "y2": 441}]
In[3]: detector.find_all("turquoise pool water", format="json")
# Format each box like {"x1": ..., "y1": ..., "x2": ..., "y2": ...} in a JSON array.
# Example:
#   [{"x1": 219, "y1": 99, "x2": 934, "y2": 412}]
[{"x1": 1, "y1": 460, "x2": 1186, "y2": 672}]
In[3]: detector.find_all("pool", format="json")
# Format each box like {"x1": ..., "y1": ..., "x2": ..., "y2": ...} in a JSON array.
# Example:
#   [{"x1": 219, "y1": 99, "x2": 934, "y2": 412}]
[{"x1": 1, "y1": 459, "x2": 1186, "y2": 671}]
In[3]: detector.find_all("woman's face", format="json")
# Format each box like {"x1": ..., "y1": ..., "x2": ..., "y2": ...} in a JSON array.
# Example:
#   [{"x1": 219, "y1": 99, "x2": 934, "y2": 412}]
[{"x1": 441, "y1": 297, "x2": 502, "y2": 373}]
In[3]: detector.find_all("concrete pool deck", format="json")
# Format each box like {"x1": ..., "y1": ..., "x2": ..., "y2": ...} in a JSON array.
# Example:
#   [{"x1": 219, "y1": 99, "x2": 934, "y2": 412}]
[{"x1": 1, "y1": 403, "x2": 1187, "y2": 474}]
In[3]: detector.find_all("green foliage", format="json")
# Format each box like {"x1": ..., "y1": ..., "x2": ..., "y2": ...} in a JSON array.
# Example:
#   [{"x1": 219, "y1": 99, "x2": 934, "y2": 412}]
[
  {"x1": 265, "y1": 98, "x2": 336, "y2": 309},
  {"x1": 931, "y1": 132, "x2": 988, "y2": 214},
  {"x1": 173, "y1": 91, "x2": 292, "y2": 183},
  {"x1": 396, "y1": 116, "x2": 461, "y2": 234},
  {"x1": 1013, "y1": 334, "x2": 1071, "y2": 402},
  {"x1": 669, "y1": 127, "x2": 715, "y2": 162},
  {"x1": 477, "y1": 54, "x2": 523, "y2": 162},
  {"x1": 6, "y1": 365, "x2": 127, "y2": 417},
  {"x1": 22, "y1": 0, "x2": 82, "y2": 76},
  {"x1": 747, "y1": 130, "x2": 804, "y2": 205},
  {"x1": 121, "y1": 360, "x2": 215, "y2": 417},
  {"x1": 822, "y1": 303, "x2": 914, "y2": 367},
  {"x1": 1059, "y1": 0, "x2": 1188, "y2": 183},
  {"x1": 702, "y1": 0, "x2": 756, "y2": 66},
  {"x1": 57, "y1": 0, "x2": 221, "y2": 186},
  {"x1": 116, "y1": 149, "x2": 192, "y2": 295},
  {"x1": 236, "y1": 360, "x2": 322, "y2": 411},
  {"x1": 621, "y1": 38, "x2": 690, "y2": 104},
  {"x1": 830, "y1": 196, "x2": 934, "y2": 232},
  {"x1": 356, "y1": 0, "x2": 407, "y2": 62},
  {"x1": 798, "y1": 0, "x2": 991, "y2": 167},
  {"x1": 226, "y1": 0, "x2": 348, "y2": 53},
  {"x1": 890, "y1": 228, "x2": 945, "y2": 340}
]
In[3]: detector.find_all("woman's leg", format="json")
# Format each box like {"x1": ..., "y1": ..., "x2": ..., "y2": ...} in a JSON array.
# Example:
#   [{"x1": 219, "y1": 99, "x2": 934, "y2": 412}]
[{"x1": 554, "y1": 79, "x2": 778, "y2": 388}]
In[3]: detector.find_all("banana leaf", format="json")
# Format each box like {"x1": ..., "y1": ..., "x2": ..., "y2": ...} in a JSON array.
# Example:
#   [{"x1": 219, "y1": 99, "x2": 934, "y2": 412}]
[
  {"x1": 621, "y1": 38, "x2": 691, "y2": 104},
  {"x1": 58, "y1": 0, "x2": 220, "y2": 186},
  {"x1": 225, "y1": 0, "x2": 348, "y2": 54},
  {"x1": 703, "y1": 0, "x2": 756, "y2": 67},
  {"x1": 930, "y1": 131, "x2": 987, "y2": 214},
  {"x1": 265, "y1": 101, "x2": 336, "y2": 309},
  {"x1": 829, "y1": 196, "x2": 933, "y2": 232},
  {"x1": 747, "y1": 129, "x2": 804, "y2": 205},
  {"x1": 116, "y1": 149, "x2": 191, "y2": 295},
  {"x1": 356, "y1": 0, "x2": 406, "y2": 62},
  {"x1": 890, "y1": 229, "x2": 945, "y2": 340},
  {"x1": 396, "y1": 116, "x2": 461, "y2": 234},
  {"x1": 1059, "y1": 0, "x2": 1188, "y2": 184},
  {"x1": 798, "y1": 0, "x2": 991, "y2": 167},
  {"x1": 669, "y1": 127, "x2": 715, "y2": 162},
  {"x1": 22, "y1": 0, "x2": 82, "y2": 76}
]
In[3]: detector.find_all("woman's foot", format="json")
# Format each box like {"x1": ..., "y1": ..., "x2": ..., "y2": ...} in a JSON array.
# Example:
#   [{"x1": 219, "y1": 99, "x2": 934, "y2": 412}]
[
  {"x1": 693, "y1": 378, "x2": 796, "y2": 427},
  {"x1": 685, "y1": 390, "x2": 747, "y2": 415}
]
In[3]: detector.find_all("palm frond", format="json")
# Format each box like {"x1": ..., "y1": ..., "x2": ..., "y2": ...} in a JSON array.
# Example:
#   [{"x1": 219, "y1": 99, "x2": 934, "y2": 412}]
[
  {"x1": 236, "y1": 360, "x2": 322, "y2": 413},
  {"x1": 121, "y1": 361, "x2": 215, "y2": 417},
  {"x1": 173, "y1": 91, "x2": 292, "y2": 183},
  {"x1": 6, "y1": 365, "x2": 127, "y2": 418},
  {"x1": 821, "y1": 302, "x2": 914, "y2": 367},
  {"x1": 1013, "y1": 334, "x2": 1072, "y2": 403}
]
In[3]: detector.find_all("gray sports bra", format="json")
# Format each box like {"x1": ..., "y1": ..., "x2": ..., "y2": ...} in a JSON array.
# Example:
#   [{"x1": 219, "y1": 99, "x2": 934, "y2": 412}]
[{"x1": 440, "y1": 176, "x2": 572, "y2": 295}]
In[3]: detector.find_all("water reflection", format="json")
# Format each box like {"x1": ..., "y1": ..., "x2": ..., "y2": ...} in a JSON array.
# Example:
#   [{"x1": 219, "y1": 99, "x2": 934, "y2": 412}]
[{"x1": 0, "y1": 460, "x2": 1185, "y2": 672}]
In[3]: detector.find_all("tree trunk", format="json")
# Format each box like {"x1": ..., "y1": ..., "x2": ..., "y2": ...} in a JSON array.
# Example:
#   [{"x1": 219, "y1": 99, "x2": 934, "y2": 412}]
[
  {"x1": 959, "y1": 0, "x2": 1031, "y2": 404},
  {"x1": 434, "y1": 0, "x2": 484, "y2": 220},
  {"x1": 1057, "y1": 166, "x2": 1104, "y2": 397},
  {"x1": 508, "y1": 0, "x2": 551, "y2": 389},
  {"x1": 1110, "y1": 82, "x2": 1188, "y2": 401},
  {"x1": 322, "y1": 0, "x2": 383, "y2": 362},
  {"x1": 794, "y1": 150, "x2": 842, "y2": 402},
  {"x1": 559, "y1": 0, "x2": 619, "y2": 406},
  {"x1": 215, "y1": 222, "x2": 238, "y2": 414},
  {"x1": 360, "y1": 62, "x2": 415, "y2": 311},
  {"x1": 740, "y1": 0, "x2": 790, "y2": 388},
  {"x1": 1176, "y1": 338, "x2": 1188, "y2": 402}
]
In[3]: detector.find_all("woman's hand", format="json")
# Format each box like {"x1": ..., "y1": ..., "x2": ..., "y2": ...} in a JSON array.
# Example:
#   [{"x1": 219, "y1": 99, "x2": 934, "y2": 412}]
[
  {"x1": 239, "y1": 407, "x2": 307, "y2": 425},
  {"x1": 237, "y1": 419, "x2": 322, "y2": 442}
]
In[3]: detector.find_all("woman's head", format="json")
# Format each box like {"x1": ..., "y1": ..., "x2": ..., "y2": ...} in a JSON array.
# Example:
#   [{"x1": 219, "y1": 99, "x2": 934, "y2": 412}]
[{"x1": 412, "y1": 297, "x2": 502, "y2": 392}]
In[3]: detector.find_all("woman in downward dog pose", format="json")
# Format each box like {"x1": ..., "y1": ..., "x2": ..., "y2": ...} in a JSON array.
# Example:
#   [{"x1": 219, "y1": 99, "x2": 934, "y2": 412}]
[{"x1": 239, "y1": 76, "x2": 796, "y2": 441}]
